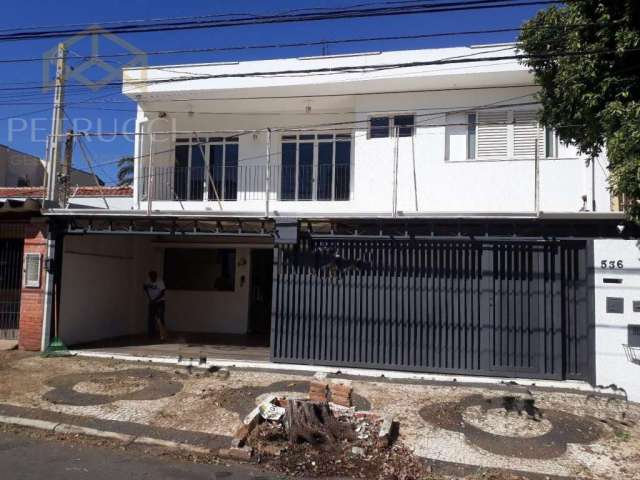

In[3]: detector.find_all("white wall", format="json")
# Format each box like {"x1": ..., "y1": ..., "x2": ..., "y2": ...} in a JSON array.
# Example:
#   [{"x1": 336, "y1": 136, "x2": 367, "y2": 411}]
[
  {"x1": 164, "y1": 247, "x2": 252, "y2": 334},
  {"x1": 59, "y1": 235, "x2": 254, "y2": 344},
  {"x1": 593, "y1": 239, "x2": 640, "y2": 402},
  {"x1": 133, "y1": 85, "x2": 610, "y2": 216},
  {"x1": 59, "y1": 235, "x2": 139, "y2": 345}
]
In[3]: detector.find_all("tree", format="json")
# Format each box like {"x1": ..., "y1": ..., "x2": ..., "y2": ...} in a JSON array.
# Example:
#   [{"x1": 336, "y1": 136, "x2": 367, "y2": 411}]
[
  {"x1": 116, "y1": 156, "x2": 134, "y2": 186},
  {"x1": 518, "y1": 1, "x2": 640, "y2": 217}
]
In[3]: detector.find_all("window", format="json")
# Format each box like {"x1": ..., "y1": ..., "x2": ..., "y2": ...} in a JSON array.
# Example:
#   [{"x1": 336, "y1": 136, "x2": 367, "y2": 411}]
[
  {"x1": 476, "y1": 111, "x2": 509, "y2": 158},
  {"x1": 369, "y1": 117, "x2": 390, "y2": 138},
  {"x1": 467, "y1": 113, "x2": 477, "y2": 159},
  {"x1": 368, "y1": 115, "x2": 415, "y2": 138},
  {"x1": 174, "y1": 137, "x2": 239, "y2": 201},
  {"x1": 164, "y1": 248, "x2": 236, "y2": 291},
  {"x1": 513, "y1": 111, "x2": 543, "y2": 159},
  {"x1": 280, "y1": 133, "x2": 351, "y2": 201},
  {"x1": 545, "y1": 127, "x2": 556, "y2": 158},
  {"x1": 393, "y1": 115, "x2": 415, "y2": 137}
]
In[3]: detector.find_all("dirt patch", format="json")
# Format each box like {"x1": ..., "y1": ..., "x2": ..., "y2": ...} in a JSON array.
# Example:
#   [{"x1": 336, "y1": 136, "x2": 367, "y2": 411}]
[
  {"x1": 463, "y1": 406, "x2": 553, "y2": 438},
  {"x1": 43, "y1": 369, "x2": 183, "y2": 406},
  {"x1": 202, "y1": 380, "x2": 371, "y2": 418},
  {"x1": 419, "y1": 394, "x2": 605, "y2": 459},
  {"x1": 248, "y1": 420, "x2": 431, "y2": 479}
]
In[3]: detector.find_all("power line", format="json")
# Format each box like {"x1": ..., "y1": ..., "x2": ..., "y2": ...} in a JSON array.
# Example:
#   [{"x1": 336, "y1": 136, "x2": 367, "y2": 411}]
[
  {"x1": 0, "y1": 44, "x2": 634, "y2": 99},
  {"x1": 0, "y1": 1, "x2": 559, "y2": 42},
  {"x1": 1, "y1": 22, "x2": 605, "y2": 65}
]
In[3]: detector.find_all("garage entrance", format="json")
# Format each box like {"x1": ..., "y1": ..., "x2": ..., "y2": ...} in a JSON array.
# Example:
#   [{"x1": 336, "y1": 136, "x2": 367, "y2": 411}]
[
  {"x1": 271, "y1": 237, "x2": 592, "y2": 381},
  {"x1": 57, "y1": 234, "x2": 273, "y2": 361},
  {"x1": 0, "y1": 239, "x2": 23, "y2": 340}
]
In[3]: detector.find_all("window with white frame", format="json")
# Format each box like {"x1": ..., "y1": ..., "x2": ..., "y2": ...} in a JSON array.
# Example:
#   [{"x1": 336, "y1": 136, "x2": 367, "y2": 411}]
[
  {"x1": 173, "y1": 136, "x2": 239, "y2": 201},
  {"x1": 280, "y1": 133, "x2": 351, "y2": 201},
  {"x1": 368, "y1": 114, "x2": 415, "y2": 138},
  {"x1": 463, "y1": 110, "x2": 558, "y2": 160}
]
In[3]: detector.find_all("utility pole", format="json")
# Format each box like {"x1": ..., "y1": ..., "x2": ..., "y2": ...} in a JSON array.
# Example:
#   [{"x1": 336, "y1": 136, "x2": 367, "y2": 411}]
[
  {"x1": 46, "y1": 42, "x2": 66, "y2": 205},
  {"x1": 59, "y1": 129, "x2": 74, "y2": 207}
]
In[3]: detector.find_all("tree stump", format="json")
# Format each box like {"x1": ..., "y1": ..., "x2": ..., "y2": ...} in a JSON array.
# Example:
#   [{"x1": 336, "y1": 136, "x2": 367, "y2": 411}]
[{"x1": 284, "y1": 399, "x2": 355, "y2": 446}]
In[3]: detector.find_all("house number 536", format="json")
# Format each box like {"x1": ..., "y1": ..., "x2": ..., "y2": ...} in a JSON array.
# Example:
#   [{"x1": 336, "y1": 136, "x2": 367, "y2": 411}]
[{"x1": 601, "y1": 260, "x2": 624, "y2": 269}]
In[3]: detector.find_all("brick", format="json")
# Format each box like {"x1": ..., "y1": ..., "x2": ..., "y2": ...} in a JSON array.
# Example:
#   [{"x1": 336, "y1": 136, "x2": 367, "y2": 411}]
[
  {"x1": 308, "y1": 380, "x2": 329, "y2": 402},
  {"x1": 329, "y1": 381, "x2": 353, "y2": 407}
]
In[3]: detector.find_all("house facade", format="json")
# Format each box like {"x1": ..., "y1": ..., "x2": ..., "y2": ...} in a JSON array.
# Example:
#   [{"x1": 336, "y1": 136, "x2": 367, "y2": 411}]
[{"x1": 14, "y1": 45, "x2": 639, "y2": 400}]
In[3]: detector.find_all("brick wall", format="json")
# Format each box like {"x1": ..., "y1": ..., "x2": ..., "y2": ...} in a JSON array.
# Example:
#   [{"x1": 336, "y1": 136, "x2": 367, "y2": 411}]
[{"x1": 18, "y1": 223, "x2": 48, "y2": 351}]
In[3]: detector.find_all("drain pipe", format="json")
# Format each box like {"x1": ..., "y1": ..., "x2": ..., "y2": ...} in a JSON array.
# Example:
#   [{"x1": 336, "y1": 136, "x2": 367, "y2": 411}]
[
  {"x1": 392, "y1": 126, "x2": 399, "y2": 217},
  {"x1": 534, "y1": 133, "x2": 540, "y2": 216},
  {"x1": 146, "y1": 134, "x2": 154, "y2": 216},
  {"x1": 265, "y1": 128, "x2": 272, "y2": 218}
]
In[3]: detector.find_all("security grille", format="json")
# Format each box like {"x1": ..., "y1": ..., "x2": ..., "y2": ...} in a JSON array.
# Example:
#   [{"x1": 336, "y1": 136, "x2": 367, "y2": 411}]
[{"x1": 0, "y1": 240, "x2": 24, "y2": 340}]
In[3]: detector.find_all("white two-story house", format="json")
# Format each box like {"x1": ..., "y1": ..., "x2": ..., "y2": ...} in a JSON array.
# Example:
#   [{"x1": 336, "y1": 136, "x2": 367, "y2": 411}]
[{"x1": 33, "y1": 45, "x2": 640, "y2": 400}]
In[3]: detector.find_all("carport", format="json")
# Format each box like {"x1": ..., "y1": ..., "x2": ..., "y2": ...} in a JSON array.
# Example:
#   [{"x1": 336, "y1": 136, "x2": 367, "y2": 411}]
[{"x1": 54, "y1": 216, "x2": 276, "y2": 362}]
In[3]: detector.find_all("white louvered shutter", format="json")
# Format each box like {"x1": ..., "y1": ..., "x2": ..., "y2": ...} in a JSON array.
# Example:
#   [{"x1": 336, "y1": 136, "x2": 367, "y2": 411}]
[
  {"x1": 513, "y1": 111, "x2": 543, "y2": 158},
  {"x1": 23, "y1": 253, "x2": 41, "y2": 288},
  {"x1": 477, "y1": 111, "x2": 508, "y2": 158}
]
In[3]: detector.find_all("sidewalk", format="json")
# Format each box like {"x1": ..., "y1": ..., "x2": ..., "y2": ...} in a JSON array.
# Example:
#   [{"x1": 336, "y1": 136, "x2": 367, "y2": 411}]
[{"x1": 1, "y1": 350, "x2": 638, "y2": 479}]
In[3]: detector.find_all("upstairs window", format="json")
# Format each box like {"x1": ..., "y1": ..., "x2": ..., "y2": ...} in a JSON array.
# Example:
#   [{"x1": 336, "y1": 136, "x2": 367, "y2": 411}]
[
  {"x1": 368, "y1": 114, "x2": 415, "y2": 138},
  {"x1": 173, "y1": 136, "x2": 238, "y2": 201},
  {"x1": 460, "y1": 110, "x2": 558, "y2": 160},
  {"x1": 280, "y1": 133, "x2": 351, "y2": 201}
]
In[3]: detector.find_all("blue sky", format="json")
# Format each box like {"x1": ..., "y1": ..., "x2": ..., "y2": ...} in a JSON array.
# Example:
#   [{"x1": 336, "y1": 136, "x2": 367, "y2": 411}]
[{"x1": 0, "y1": 0, "x2": 548, "y2": 185}]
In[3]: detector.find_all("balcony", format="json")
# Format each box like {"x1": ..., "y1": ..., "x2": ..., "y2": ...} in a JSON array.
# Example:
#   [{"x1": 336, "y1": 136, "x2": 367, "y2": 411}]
[{"x1": 138, "y1": 163, "x2": 352, "y2": 204}]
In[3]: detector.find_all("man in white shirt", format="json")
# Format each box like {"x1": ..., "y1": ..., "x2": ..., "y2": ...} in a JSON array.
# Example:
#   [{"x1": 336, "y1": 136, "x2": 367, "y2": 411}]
[{"x1": 143, "y1": 270, "x2": 166, "y2": 340}]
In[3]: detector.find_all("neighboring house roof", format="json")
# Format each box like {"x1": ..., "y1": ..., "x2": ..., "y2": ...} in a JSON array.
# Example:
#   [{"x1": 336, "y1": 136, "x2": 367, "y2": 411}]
[{"x1": 0, "y1": 186, "x2": 133, "y2": 198}]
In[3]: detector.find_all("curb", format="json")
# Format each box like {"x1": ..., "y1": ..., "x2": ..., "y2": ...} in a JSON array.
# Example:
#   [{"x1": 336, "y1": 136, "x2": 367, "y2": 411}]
[{"x1": 0, "y1": 414, "x2": 213, "y2": 456}]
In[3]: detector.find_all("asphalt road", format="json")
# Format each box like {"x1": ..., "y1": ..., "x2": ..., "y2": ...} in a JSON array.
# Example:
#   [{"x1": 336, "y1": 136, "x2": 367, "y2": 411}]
[{"x1": 0, "y1": 431, "x2": 282, "y2": 480}]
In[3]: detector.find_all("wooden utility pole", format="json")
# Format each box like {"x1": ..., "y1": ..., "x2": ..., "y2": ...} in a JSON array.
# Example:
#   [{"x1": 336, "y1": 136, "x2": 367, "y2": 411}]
[
  {"x1": 60, "y1": 129, "x2": 74, "y2": 206},
  {"x1": 46, "y1": 43, "x2": 67, "y2": 205}
]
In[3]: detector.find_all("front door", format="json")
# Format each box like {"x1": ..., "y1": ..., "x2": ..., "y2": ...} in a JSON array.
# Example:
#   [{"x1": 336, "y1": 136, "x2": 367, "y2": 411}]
[{"x1": 249, "y1": 249, "x2": 274, "y2": 336}]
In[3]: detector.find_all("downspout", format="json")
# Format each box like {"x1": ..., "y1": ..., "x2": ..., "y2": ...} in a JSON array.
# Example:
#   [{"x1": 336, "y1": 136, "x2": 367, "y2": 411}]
[
  {"x1": 392, "y1": 126, "x2": 399, "y2": 217},
  {"x1": 591, "y1": 157, "x2": 596, "y2": 212},
  {"x1": 146, "y1": 133, "x2": 154, "y2": 216},
  {"x1": 265, "y1": 128, "x2": 272, "y2": 218},
  {"x1": 534, "y1": 129, "x2": 540, "y2": 216}
]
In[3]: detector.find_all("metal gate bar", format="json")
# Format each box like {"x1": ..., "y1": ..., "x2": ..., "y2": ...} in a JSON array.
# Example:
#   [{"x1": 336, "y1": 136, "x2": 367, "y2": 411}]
[
  {"x1": 0, "y1": 239, "x2": 24, "y2": 340},
  {"x1": 271, "y1": 237, "x2": 591, "y2": 380}
]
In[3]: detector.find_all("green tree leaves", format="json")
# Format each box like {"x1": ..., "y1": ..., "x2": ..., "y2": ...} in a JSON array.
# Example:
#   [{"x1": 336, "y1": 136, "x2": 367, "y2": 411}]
[{"x1": 518, "y1": 1, "x2": 640, "y2": 217}]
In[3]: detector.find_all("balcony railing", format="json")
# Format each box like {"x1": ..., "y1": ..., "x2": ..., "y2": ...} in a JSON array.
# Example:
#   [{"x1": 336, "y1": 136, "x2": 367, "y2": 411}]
[{"x1": 139, "y1": 164, "x2": 351, "y2": 203}]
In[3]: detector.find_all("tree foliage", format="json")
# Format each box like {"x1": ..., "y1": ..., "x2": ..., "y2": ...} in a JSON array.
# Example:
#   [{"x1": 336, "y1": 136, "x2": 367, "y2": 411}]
[
  {"x1": 116, "y1": 155, "x2": 134, "y2": 186},
  {"x1": 518, "y1": 1, "x2": 640, "y2": 217}
]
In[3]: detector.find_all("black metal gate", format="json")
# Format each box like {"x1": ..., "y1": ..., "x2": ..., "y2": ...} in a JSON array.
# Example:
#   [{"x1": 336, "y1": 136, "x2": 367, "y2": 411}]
[
  {"x1": 271, "y1": 237, "x2": 592, "y2": 381},
  {"x1": 0, "y1": 239, "x2": 23, "y2": 340}
]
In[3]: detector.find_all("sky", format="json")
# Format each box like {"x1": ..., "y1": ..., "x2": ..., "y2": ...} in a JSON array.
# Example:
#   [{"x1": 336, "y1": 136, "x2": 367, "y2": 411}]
[{"x1": 0, "y1": 0, "x2": 550, "y2": 185}]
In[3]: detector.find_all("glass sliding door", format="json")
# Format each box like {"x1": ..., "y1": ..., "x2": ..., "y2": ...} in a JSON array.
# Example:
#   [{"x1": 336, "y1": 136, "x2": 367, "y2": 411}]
[
  {"x1": 335, "y1": 135, "x2": 351, "y2": 201},
  {"x1": 298, "y1": 135, "x2": 314, "y2": 200},
  {"x1": 317, "y1": 136, "x2": 333, "y2": 200},
  {"x1": 281, "y1": 138, "x2": 296, "y2": 200},
  {"x1": 279, "y1": 132, "x2": 351, "y2": 201},
  {"x1": 174, "y1": 136, "x2": 239, "y2": 202},
  {"x1": 190, "y1": 141, "x2": 205, "y2": 200},
  {"x1": 174, "y1": 144, "x2": 189, "y2": 200}
]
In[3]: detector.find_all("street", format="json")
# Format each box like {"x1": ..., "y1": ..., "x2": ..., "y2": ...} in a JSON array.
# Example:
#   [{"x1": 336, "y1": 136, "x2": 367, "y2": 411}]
[{"x1": 0, "y1": 430, "x2": 280, "y2": 480}]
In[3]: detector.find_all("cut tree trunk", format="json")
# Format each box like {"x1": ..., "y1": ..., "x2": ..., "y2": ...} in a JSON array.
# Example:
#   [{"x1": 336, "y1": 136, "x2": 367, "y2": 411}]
[{"x1": 285, "y1": 400, "x2": 355, "y2": 446}]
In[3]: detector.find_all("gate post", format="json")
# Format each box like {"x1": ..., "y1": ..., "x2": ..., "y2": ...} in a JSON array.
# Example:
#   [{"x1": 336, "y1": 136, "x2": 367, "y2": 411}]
[{"x1": 479, "y1": 243, "x2": 493, "y2": 371}]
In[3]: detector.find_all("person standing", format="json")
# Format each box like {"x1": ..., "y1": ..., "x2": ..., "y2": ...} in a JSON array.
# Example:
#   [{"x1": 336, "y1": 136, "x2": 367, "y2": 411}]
[{"x1": 144, "y1": 270, "x2": 167, "y2": 340}]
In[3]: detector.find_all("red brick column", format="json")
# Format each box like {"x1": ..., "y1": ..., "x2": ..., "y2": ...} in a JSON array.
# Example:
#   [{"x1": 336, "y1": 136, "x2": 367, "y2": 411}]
[{"x1": 18, "y1": 223, "x2": 48, "y2": 351}]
